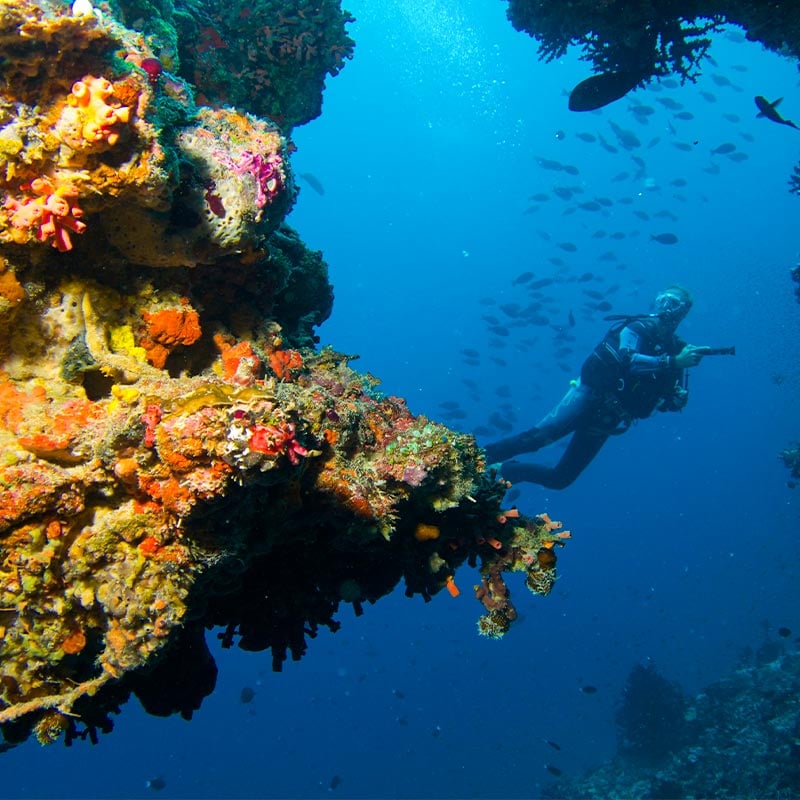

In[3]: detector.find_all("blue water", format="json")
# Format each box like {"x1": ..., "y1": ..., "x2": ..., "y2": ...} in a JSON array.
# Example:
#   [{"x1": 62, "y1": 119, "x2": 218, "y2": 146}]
[{"x1": 8, "y1": 0, "x2": 800, "y2": 796}]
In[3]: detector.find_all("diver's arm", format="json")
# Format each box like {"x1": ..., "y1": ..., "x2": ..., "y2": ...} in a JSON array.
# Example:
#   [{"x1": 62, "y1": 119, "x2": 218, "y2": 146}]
[{"x1": 618, "y1": 326, "x2": 673, "y2": 374}]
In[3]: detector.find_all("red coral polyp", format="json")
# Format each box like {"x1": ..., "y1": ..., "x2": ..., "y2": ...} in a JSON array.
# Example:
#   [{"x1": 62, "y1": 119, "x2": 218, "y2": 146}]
[{"x1": 248, "y1": 421, "x2": 307, "y2": 465}]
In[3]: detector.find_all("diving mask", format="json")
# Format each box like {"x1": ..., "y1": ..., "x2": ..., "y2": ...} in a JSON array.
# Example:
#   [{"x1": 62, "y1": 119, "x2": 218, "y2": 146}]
[{"x1": 654, "y1": 290, "x2": 690, "y2": 323}]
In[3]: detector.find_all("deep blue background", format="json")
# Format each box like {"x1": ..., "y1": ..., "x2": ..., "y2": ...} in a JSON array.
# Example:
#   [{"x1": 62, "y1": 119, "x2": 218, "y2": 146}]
[{"x1": 7, "y1": 0, "x2": 800, "y2": 796}]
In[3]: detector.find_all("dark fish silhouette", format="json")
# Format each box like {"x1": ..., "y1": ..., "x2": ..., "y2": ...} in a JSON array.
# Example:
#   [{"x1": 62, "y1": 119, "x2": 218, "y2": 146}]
[
  {"x1": 538, "y1": 157, "x2": 566, "y2": 171},
  {"x1": 240, "y1": 686, "x2": 256, "y2": 703},
  {"x1": 596, "y1": 133, "x2": 619, "y2": 154},
  {"x1": 754, "y1": 96, "x2": 799, "y2": 129},
  {"x1": 512, "y1": 271, "x2": 535, "y2": 285},
  {"x1": 146, "y1": 778, "x2": 167, "y2": 792},
  {"x1": 778, "y1": 626, "x2": 792, "y2": 638},
  {"x1": 545, "y1": 764, "x2": 563, "y2": 776},
  {"x1": 569, "y1": 72, "x2": 643, "y2": 111},
  {"x1": 298, "y1": 172, "x2": 326, "y2": 195},
  {"x1": 545, "y1": 739, "x2": 562, "y2": 751},
  {"x1": 530, "y1": 278, "x2": 554, "y2": 289},
  {"x1": 651, "y1": 232, "x2": 679, "y2": 245},
  {"x1": 580, "y1": 685, "x2": 598, "y2": 694},
  {"x1": 608, "y1": 120, "x2": 641, "y2": 150},
  {"x1": 711, "y1": 142, "x2": 736, "y2": 155}
]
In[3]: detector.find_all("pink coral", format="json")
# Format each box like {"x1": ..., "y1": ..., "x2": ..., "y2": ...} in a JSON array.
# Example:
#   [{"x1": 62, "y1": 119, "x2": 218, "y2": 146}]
[
  {"x1": 3, "y1": 178, "x2": 87, "y2": 252},
  {"x1": 218, "y1": 150, "x2": 284, "y2": 208}
]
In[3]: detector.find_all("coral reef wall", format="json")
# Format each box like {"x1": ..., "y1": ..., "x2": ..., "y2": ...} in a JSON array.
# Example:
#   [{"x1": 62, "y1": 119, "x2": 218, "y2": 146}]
[{"x1": 0, "y1": 0, "x2": 566, "y2": 747}]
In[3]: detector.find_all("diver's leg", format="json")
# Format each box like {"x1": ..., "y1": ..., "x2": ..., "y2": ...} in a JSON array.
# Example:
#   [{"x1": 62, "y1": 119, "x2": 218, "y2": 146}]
[
  {"x1": 484, "y1": 384, "x2": 595, "y2": 463},
  {"x1": 502, "y1": 430, "x2": 608, "y2": 489}
]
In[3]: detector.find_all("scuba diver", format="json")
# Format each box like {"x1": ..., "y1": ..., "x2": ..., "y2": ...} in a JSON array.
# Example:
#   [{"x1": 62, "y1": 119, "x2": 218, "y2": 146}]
[{"x1": 484, "y1": 286, "x2": 711, "y2": 489}]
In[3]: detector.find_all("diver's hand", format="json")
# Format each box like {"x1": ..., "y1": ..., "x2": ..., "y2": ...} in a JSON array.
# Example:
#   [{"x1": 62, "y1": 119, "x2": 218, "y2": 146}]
[
  {"x1": 674, "y1": 345, "x2": 707, "y2": 369},
  {"x1": 671, "y1": 386, "x2": 689, "y2": 410}
]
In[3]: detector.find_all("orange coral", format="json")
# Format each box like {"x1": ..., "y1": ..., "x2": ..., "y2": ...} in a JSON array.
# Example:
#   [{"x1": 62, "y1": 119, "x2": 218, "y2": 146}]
[
  {"x1": 140, "y1": 308, "x2": 202, "y2": 369},
  {"x1": 213, "y1": 334, "x2": 262, "y2": 385},
  {"x1": 61, "y1": 630, "x2": 87, "y2": 655},
  {"x1": 414, "y1": 523, "x2": 440, "y2": 541},
  {"x1": 68, "y1": 75, "x2": 131, "y2": 146},
  {"x1": 17, "y1": 400, "x2": 102, "y2": 463},
  {"x1": 0, "y1": 262, "x2": 24, "y2": 305},
  {"x1": 537, "y1": 512, "x2": 563, "y2": 532},
  {"x1": 445, "y1": 575, "x2": 460, "y2": 597},
  {"x1": 268, "y1": 348, "x2": 302, "y2": 380},
  {"x1": 138, "y1": 536, "x2": 160, "y2": 557},
  {"x1": 0, "y1": 378, "x2": 46, "y2": 432}
]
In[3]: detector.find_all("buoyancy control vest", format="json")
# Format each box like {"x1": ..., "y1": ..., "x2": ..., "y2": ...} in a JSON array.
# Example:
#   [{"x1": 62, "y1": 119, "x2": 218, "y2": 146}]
[{"x1": 580, "y1": 317, "x2": 684, "y2": 419}]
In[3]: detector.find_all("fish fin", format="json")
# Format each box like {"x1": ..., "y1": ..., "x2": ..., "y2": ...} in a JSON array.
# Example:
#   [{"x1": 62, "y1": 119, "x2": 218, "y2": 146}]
[
  {"x1": 771, "y1": 97, "x2": 783, "y2": 107},
  {"x1": 756, "y1": 112, "x2": 764, "y2": 118}
]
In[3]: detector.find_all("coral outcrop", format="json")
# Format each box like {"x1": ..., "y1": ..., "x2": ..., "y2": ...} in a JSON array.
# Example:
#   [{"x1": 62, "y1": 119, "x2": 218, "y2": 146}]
[
  {"x1": 543, "y1": 649, "x2": 800, "y2": 799},
  {"x1": 0, "y1": 0, "x2": 568, "y2": 748}
]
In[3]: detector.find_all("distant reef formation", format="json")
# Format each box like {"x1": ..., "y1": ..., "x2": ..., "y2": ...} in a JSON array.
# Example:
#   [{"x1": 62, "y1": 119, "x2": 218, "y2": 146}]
[
  {"x1": 0, "y1": 0, "x2": 569, "y2": 747},
  {"x1": 503, "y1": 0, "x2": 800, "y2": 85},
  {"x1": 543, "y1": 649, "x2": 800, "y2": 799}
]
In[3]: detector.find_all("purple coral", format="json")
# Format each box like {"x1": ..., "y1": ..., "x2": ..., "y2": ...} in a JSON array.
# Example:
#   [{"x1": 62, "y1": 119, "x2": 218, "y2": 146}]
[
  {"x1": 402, "y1": 464, "x2": 428, "y2": 487},
  {"x1": 231, "y1": 150, "x2": 284, "y2": 208}
]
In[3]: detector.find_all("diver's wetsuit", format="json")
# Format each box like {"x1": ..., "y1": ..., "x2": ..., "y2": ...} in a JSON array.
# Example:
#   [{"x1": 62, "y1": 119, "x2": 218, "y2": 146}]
[{"x1": 484, "y1": 317, "x2": 686, "y2": 489}]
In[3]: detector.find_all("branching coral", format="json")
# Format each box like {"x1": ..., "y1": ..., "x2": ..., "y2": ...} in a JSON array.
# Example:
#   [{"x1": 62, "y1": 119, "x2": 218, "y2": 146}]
[
  {"x1": 474, "y1": 510, "x2": 568, "y2": 638},
  {"x1": 2, "y1": 178, "x2": 87, "y2": 251}
]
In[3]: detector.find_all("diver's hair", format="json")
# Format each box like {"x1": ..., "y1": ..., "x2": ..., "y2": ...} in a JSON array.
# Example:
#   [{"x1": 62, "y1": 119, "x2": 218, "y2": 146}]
[{"x1": 660, "y1": 284, "x2": 693, "y2": 309}]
